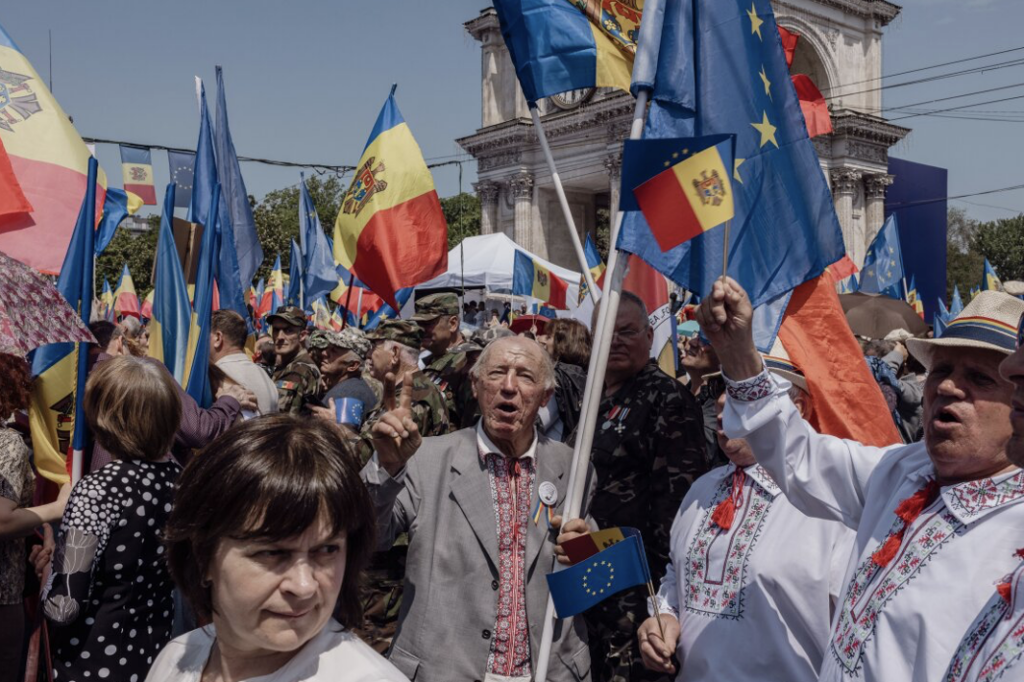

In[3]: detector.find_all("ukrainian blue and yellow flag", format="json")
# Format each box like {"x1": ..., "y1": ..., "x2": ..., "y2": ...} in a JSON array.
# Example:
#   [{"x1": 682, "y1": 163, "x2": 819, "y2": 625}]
[
  {"x1": 492, "y1": 0, "x2": 640, "y2": 104},
  {"x1": 332, "y1": 86, "x2": 447, "y2": 310},
  {"x1": 29, "y1": 157, "x2": 99, "y2": 484},
  {"x1": 546, "y1": 527, "x2": 649, "y2": 618},
  {"x1": 513, "y1": 250, "x2": 569, "y2": 309},
  {"x1": 184, "y1": 184, "x2": 221, "y2": 407},
  {"x1": 982, "y1": 259, "x2": 1001, "y2": 292},
  {"x1": 148, "y1": 184, "x2": 192, "y2": 384},
  {"x1": 578, "y1": 233, "x2": 607, "y2": 305}
]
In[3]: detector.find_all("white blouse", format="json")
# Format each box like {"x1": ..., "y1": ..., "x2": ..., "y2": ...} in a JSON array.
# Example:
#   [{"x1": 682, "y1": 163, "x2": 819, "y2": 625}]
[
  {"x1": 145, "y1": 619, "x2": 408, "y2": 682},
  {"x1": 944, "y1": 558, "x2": 1024, "y2": 682},
  {"x1": 723, "y1": 370, "x2": 1024, "y2": 682},
  {"x1": 653, "y1": 462, "x2": 854, "y2": 682}
]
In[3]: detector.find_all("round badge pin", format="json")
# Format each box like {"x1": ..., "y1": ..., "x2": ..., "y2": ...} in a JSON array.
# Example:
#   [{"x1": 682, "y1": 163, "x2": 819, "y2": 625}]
[{"x1": 539, "y1": 481, "x2": 558, "y2": 507}]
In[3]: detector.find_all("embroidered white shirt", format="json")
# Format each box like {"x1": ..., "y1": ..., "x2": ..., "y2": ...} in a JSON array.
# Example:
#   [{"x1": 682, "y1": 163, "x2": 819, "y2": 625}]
[
  {"x1": 723, "y1": 369, "x2": 1024, "y2": 682},
  {"x1": 944, "y1": 559, "x2": 1024, "y2": 682},
  {"x1": 652, "y1": 462, "x2": 854, "y2": 682}
]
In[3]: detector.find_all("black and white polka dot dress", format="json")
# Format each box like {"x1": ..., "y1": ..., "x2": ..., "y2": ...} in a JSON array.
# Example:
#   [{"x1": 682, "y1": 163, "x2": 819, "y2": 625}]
[{"x1": 43, "y1": 459, "x2": 180, "y2": 682}]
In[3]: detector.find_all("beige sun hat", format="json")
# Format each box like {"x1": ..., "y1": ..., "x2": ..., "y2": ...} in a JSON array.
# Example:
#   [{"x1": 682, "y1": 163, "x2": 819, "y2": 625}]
[
  {"x1": 906, "y1": 290, "x2": 1024, "y2": 370},
  {"x1": 763, "y1": 337, "x2": 808, "y2": 393}
]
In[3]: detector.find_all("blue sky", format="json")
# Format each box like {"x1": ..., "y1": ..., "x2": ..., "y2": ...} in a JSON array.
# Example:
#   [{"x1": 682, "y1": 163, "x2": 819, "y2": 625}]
[{"x1": 4, "y1": 0, "x2": 1023, "y2": 223}]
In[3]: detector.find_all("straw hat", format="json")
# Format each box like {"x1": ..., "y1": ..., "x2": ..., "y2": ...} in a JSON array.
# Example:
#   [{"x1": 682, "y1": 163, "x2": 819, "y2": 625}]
[
  {"x1": 906, "y1": 290, "x2": 1024, "y2": 370},
  {"x1": 763, "y1": 337, "x2": 808, "y2": 393},
  {"x1": 1004, "y1": 281, "x2": 1024, "y2": 297}
]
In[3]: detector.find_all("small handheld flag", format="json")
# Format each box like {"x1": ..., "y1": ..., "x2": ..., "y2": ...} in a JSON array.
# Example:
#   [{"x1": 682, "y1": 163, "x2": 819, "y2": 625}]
[
  {"x1": 578, "y1": 233, "x2": 607, "y2": 305},
  {"x1": 982, "y1": 259, "x2": 1001, "y2": 292},
  {"x1": 858, "y1": 214, "x2": 904, "y2": 295},
  {"x1": 512, "y1": 250, "x2": 569, "y2": 309},
  {"x1": 546, "y1": 531, "x2": 649, "y2": 619}
]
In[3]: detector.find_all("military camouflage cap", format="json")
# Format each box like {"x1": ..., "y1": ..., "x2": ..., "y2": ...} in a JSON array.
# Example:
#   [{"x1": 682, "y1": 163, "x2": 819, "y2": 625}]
[
  {"x1": 326, "y1": 327, "x2": 371, "y2": 359},
  {"x1": 266, "y1": 305, "x2": 306, "y2": 329},
  {"x1": 412, "y1": 292, "x2": 460, "y2": 322},
  {"x1": 366, "y1": 319, "x2": 423, "y2": 349},
  {"x1": 307, "y1": 329, "x2": 332, "y2": 350}
]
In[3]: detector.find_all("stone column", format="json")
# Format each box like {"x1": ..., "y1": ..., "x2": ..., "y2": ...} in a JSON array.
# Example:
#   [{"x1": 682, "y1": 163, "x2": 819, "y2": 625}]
[
  {"x1": 509, "y1": 171, "x2": 535, "y2": 250},
  {"x1": 474, "y1": 181, "x2": 500, "y2": 235},
  {"x1": 829, "y1": 168, "x2": 862, "y2": 265},
  {"x1": 605, "y1": 153, "x2": 622, "y2": 216},
  {"x1": 864, "y1": 173, "x2": 894, "y2": 244}
]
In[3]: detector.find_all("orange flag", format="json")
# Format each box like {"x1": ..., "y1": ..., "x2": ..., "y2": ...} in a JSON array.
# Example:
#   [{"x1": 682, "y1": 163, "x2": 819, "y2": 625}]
[
  {"x1": 777, "y1": 272, "x2": 901, "y2": 447},
  {"x1": 0, "y1": 136, "x2": 31, "y2": 219}
]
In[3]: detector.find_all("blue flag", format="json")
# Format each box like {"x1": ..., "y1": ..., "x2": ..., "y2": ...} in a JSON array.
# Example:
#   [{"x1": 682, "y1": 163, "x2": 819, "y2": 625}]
[
  {"x1": 191, "y1": 79, "x2": 249, "y2": 322},
  {"x1": 982, "y1": 258, "x2": 1001, "y2": 291},
  {"x1": 617, "y1": 0, "x2": 844, "y2": 352},
  {"x1": 300, "y1": 172, "x2": 339, "y2": 303},
  {"x1": 95, "y1": 188, "x2": 131, "y2": 255},
  {"x1": 363, "y1": 288, "x2": 412, "y2": 331},
  {"x1": 546, "y1": 534, "x2": 649, "y2": 618},
  {"x1": 168, "y1": 151, "x2": 195, "y2": 209},
  {"x1": 859, "y1": 214, "x2": 904, "y2": 295},
  {"x1": 950, "y1": 286, "x2": 964, "y2": 318},
  {"x1": 214, "y1": 66, "x2": 263, "y2": 289},
  {"x1": 287, "y1": 238, "x2": 303, "y2": 308},
  {"x1": 185, "y1": 184, "x2": 221, "y2": 407},
  {"x1": 149, "y1": 184, "x2": 192, "y2": 384}
]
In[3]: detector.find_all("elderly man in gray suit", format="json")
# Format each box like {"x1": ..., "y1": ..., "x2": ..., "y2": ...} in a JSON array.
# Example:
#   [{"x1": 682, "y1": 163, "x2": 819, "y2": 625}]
[{"x1": 362, "y1": 335, "x2": 594, "y2": 682}]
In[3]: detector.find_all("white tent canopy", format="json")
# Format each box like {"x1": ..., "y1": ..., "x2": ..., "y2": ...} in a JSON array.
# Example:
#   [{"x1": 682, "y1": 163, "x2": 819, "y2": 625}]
[{"x1": 415, "y1": 233, "x2": 583, "y2": 296}]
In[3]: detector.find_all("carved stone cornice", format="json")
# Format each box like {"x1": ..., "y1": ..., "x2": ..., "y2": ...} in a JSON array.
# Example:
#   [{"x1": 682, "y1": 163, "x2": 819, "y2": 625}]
[
  {"x1": 509, "y1": 171, "x2": 535, "y2": 200},
  {"x1": 830, "y1": 168, "x2": 862, "y2": 195},
  {"x1": 464, "y1": 7, "x2": 500, "y2": 41},
  {"x1": 776, "y1": 0, "x2": 901, "y2": 26},
  {"x1": 474, "y1": 180, "x2": 500, "y2": 205},
  {"x1": 604, "y1": 153, "x2": 622, "y2": 180},
  {"x1": 864, "y1": 173, "x2": 894, "y2": 199},
  {"x1": 830, "y1": 110, "x2": 911, "y2": 147},
  {"x1": 538, "y1": 91, "x2": 635, "y2": 141}
]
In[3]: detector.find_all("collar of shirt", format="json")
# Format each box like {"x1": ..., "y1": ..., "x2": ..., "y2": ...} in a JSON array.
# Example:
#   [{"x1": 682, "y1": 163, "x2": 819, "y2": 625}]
[
  {"x1": 737, "y1": 462, "x2": 782, "y2": 498},
  {"x1": 941, "y1": 467, "x2": 1024, "y2": 525},
  {"x1": 476, "y1": 422, "x2": 538, "y2": 463}
]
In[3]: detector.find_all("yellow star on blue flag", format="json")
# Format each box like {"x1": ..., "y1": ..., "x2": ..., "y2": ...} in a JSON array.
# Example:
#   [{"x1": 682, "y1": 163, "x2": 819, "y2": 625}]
[{"x1": 546, "y1": 534, "x2": 648, "y2": 618}]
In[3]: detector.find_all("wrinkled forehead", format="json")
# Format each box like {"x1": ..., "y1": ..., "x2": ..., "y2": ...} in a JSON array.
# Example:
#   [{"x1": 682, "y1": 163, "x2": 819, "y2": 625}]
[
  {"x1": 929, "y1": 345, "x2": 1009, "y2": 373},
  {"x1": 482, "y1": 339, "x2": 544, "y2": 372}
]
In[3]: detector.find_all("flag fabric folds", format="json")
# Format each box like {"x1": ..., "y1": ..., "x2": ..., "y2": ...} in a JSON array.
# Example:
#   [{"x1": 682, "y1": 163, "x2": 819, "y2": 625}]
[
  {"x1": 622, "y1": 255, "x2": 677, "y2": 376},
  {"x1": 624, "y1": 134, "x2": 735, "y2": 252},
  {"x1": 28, "y1": 156, "x2": 99, "y2": 484},
  {"x1": 546, "y1": 532, "x2": 649, "y2": 618},
  {"x1": 287, "y1": 238, "x2": 303, "y2": 308},
  {"x1": 300, "y1": 172, "x2": 339, "y2": 303},
  {"x1": 578, "y1": 233, "x2": 607, "y2": 305},
  {"x1": 148, "y1": 184, "x2": 192, "y2": 385},
  {"x1": 513, "y1": 250, "x2": 569, "y2": 309},
  {"x1": 214, "y1": 66, "x2": 263, "y2": 290},
  {"x1": 983, "y1": 259, "x2": 1001, "y2": 292},
  {"x1": 332, "y1": 87, "x2": 448, "y2": 310},
  {"x1": 617, "y1": 0, "x2": 845, "y2": 352},
  {"x1": 0, "y1": 135, "x2": 31, "y2": 219},
  {"x1": 950, "y1": 286, "x2": 964, "y2": 318},
  {"x1": 491, "y1": 0, "x2": 639, "y2": 104},
  {"x1": 859, "y1": 214, "x2": 904, "y2": 295},
  {"x1": 95, "y1": 187, "x2": 138, "y2": 254},
  {"x1": 119, "y1": 144, "x2": 157, "y2": 205},
  {"x1": 906, "y1": 276, "x2": 925, "y2": 318},
  {"x1": 0, "y1": 21, "x2": 106, "y2": 275},
  {"x1": 114, "y1": 263, "x2": 141, "y2": 319},
  {"x1": 99, "y1": 279, "x2": 115, "y2": 322},
  {"x1": 268, "y1": 253, "x2": 285, "y2": 315},
  {"x1": 184, "y1": 184, "x2": 221, "y2": 407},
  {"x1": 167, "y1": 150, "x2": 196, "y2": 209}
]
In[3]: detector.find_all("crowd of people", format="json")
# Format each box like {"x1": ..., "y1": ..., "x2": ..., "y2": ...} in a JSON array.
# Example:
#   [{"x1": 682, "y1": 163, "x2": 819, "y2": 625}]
[{"x1": 1, "y1": 281, "x2": 1023, "y2": 682}]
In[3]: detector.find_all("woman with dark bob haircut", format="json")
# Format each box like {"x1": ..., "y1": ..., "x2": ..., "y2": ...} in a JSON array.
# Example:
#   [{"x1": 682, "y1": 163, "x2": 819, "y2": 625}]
[{"x1": 148, "y1": 414, "x2": 406, "y2": 682}]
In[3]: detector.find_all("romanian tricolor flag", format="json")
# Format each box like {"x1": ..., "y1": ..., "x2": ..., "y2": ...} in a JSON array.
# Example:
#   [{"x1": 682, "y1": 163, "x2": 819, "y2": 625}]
[
  {"x1": 512, "y1": 250, "x2": 569, "y2": 310},
  {"x1": 0, "y1": 21, "x2": 106, "y2": 275},
  {"x1": 119, "y1": 144, "x2": 157, "y2": 206},
  {"x1": 629, "y1": 134, "x2": 736, "y2": 253},
  {"x1": 114, "y1": 263, "x2": 141, "y2": 319},
  {"x1": 332, "y1": 87, "x2": 447, "y2": 310},
  {"x1": 577, "y1": 233, "x2": 607, "y2": 305},
  {"x1": 148, "y1": 184, "x2": 192, "y2": 384},
  {"x1": 140, "y1": 290, "x2": 154, "y2": 320},
  {"x1": 983, "y1": 258, "x2": 1001, "y2": 292},
  {"x1": 492, "y1": 0, "x2": 639, "y2": 104}
]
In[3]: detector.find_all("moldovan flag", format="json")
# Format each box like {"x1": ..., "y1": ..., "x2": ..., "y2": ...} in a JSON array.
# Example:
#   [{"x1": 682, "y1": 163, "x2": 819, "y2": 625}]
[
  {"x1": 0, "y1": 135, "x2": 31, "y2": 218},
  {"x1": 148, "y1": 184, "x2": 192, "y2": 384},
  {"x1": 100, "y1": 278, "x2": 114, "y2": 321},
  {"x1": 114, "y1": 263, "x2": 141, "y2": 318},
  {"x1": 983, "y1": 258, "x2": 1001, "y2": 292},
  {"x1": 268, "y1": 253, "x2": 285, "y2": 315},
  {"x1": 332, "y1": 87, "x2": 447, "y2": 310},
  {"x1": 629, "y1": 134, "x2": 736, "y2": 253},
  {"x1": 0, "y1": 21, "x2": 106, "y2": 274},
  {"x1": 513, "y1": 250, "x2": 569, "y2": 310},
  {"x1": 119, "y1": 144, "x2": 158, "y2": 205},
  {"x1": 578, "y1": 233, "x2": 607, "y2": 305},
  {"x1": 623, "y1": 255, "x2": 677, "y2": 377}
]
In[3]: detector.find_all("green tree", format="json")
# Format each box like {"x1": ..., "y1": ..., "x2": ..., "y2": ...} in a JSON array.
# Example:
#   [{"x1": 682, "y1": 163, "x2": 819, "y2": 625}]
[
  {"x1": 973, "y1": 215, "x2": 1024, "y2": 283},
  {"x1": 95, "y1": 215, "x2": 160, "y2": 298},
  {"x1": 441, "y1": 192, "x2": 481, "y2": 250}
]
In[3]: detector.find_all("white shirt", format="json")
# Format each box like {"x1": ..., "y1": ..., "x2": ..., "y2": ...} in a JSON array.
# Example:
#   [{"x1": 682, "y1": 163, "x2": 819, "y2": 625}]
[
  {"x1": 216, "y1": 353, "x2": 279, "y2": 415},
  {"x1": 723, "y1": 369, "x2": 1024, "y2": 682},
  {"x1": 145, "y1": 619, "x2": 407, "y2": 682},
  {"x1": 652, "y1": 462, "x2": 854, "y2": 682},
  {"x1": 944, "y1": 559, "x2": 1024, "y2": 682}
]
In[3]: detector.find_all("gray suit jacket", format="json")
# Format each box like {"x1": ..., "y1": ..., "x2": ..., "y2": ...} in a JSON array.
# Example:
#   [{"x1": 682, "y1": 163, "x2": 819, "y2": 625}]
[{"x1": 362, "y1": 427, "x2": 594, "y2": 682}]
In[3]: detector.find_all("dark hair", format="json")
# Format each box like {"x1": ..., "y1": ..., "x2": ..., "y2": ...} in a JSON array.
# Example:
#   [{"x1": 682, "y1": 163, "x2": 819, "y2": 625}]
[
  {"x1": 164, "y1": 415, "x2": 375, "y2": 627},
  {"x1": 864, "y1": 339, "x2": 896, "y2": 358},
  {"x1": 0, "y1": 353, "x2": 31, "y2": 417},
  {"x1": 89, "y1": 321, "x2": 117, "y2": 351},
  {"x1": 84, "y1": 356, "x2": 181, "y2": 461},
  {"x1": 212, "y1": 309, "x2": 248, "y2": 350},
  {"x1": 546, "y1": 318, "x2": 592, "y2": 367}
]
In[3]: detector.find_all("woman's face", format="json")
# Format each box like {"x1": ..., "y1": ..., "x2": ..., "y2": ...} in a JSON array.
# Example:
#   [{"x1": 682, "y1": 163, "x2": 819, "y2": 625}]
[{"x1": 207, "y1": 515, "x2": 347, "y2": 658}]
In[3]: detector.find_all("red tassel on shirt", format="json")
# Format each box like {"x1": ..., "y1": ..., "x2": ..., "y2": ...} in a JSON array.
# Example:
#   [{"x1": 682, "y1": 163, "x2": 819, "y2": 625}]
[
  {"x1": 871, "y1": 479, "x2": 941, "y2": 569},
  {"x1": 712, "y1": 468, "x2": 747, "y2": 531}
]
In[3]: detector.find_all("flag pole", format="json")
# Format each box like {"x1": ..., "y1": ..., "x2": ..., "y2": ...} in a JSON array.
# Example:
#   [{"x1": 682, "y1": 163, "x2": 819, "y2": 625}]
[
  {"x1": 533, "y1": 87, "x2": 650, "y2": 682},
  {"x1": 529, "y1": 105, "x2": 600, "y2": 305},
  {"x1": 721, "y1": 219, "x2": 732, "y2": 281}
]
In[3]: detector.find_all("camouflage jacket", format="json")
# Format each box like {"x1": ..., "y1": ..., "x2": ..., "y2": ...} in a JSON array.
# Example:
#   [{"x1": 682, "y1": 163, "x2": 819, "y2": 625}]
[
  {"x1": 272, "y1": 350, "x2": 321, "y2": 415},
  {"x1": 355, "y1": 370, "x2": 450, "y2": 465},
  {"x1": 423, "y1": 340, "x2": 480, "y2": 429},
  {"x1": 573, "y1": 361, "x2": 707, "y2": 582}
]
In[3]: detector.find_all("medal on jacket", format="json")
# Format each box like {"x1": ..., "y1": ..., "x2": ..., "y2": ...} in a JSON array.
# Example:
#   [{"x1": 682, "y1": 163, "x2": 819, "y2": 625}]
[
  {"x1": 533, "y1": 481, "x2": 558, "y2": 527},
  {"x1": 602, "y1": 405, "x2": 630, "y2": 434}
]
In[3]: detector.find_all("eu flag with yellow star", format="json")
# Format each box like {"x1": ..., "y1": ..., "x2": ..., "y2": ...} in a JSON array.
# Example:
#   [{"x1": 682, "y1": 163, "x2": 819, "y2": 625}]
[
  {"x1": 859, "y1": 214, "x2": 904, "y2": 295},
  {"x1": 617, "y1": 0, "x2": 845, "y2": 350},
  {"x1": 546, "y1": 531, "x2": 649, "y2": 618}
]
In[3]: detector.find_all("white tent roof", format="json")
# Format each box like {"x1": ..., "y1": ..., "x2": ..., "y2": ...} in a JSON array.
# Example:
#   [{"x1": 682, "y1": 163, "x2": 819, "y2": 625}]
[{"x1": 416, "y1": 233, "x2": 582, "y2": 294}]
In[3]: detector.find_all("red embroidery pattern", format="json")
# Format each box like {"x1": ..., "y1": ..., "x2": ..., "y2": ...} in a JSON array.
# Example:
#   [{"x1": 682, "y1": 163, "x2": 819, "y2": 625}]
[
  {"x1": 725, "y1": 370, "x2": 774, "y2": 402},
  {"x1": 485, "y1": 453, "x2": 535, "y2": 677},
  {"x1": 945, "y1": 562, "x2": 1024, "y2": 682},
  {"x1": 945, "y1": 471, "x2": 1024, "y2": 520}
]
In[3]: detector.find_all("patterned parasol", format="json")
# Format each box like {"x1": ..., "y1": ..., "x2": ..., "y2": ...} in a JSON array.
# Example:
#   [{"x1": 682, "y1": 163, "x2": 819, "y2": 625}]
[{"x1": 0, "y1": 250, "x2": 95, "y2": 356}]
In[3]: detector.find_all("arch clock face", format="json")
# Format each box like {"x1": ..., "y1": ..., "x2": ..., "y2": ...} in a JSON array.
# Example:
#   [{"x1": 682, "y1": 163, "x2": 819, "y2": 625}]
[{"x1": 549, "y1": 87, "x2": 596, "y2": 110}]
